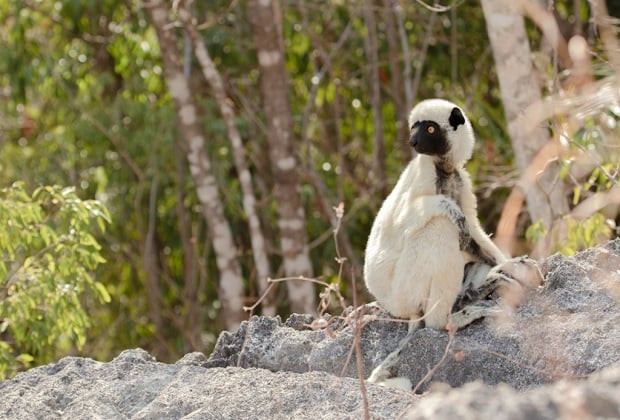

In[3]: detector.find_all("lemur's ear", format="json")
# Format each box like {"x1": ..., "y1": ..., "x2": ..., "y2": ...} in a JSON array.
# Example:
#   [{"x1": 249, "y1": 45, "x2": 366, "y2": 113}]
[{"x1": 449, "y1": 107, "x2": 465, "y2": 131}]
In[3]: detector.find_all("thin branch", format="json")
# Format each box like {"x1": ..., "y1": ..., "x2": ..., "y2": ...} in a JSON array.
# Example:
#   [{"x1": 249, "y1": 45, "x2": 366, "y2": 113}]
[
  {"x1": 411, "y1": 323, "x2": 456, "y2": 394},
  {"x1": 396, "y1": 322, "x2": 457, "y2": 419},
  {"x1": 570, "y1": 186, "x2": 620, "y2": 219},
  {"x1": 520, "y1": 0, "x2": 572, "y2": 68},
  {"x1": 363, "y1": 0, "x2": 387, "y2": 197},
  {"x1": 394, "y1": 1, "x2": 413, "y2": 111},
  {"x1": 495, "y1": 137, "x2": 565, "y2": 255},
  {"x1": 568, "y1": 138, "x2": 620, "y2": 187},
  {"x1": 450, "y1": 0, "x2": 458, "y2": 92},
  {"x1": 300, "y1": 20, "x2": 353, "y2": 147},
  {"x1": 589, "y1": 0, "x2": 620, "y2": 74},
  {"x1": 82, "y1": 114, "x2": 145, "y2": 182},
  {"x1": 411, "y1": 11, "x2": 437, "y2": 104},
  {"x1": 244, "y1": 275, "x2": 347, "y2": 315},
  {"x1": 352, "y1": 275, "x2": 370, "y2": 420},
  {"x1": 413, "y1": 0, "x2": 465, "y2": 13}
]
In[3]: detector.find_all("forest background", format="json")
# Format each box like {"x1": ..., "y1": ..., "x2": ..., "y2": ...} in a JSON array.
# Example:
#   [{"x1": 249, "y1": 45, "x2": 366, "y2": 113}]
[{"x1": 0, "y1": 0, "x2": 618, "y2": 378}]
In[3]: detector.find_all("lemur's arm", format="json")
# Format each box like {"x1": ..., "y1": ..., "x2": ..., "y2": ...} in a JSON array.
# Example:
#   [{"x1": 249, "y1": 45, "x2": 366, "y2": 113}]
[
  {"x1": 458, "y1": 170, "x2": 508, "y2": 264},
  {"x1": 396, "y1": 195, "x2": 470, "y2": 247}
]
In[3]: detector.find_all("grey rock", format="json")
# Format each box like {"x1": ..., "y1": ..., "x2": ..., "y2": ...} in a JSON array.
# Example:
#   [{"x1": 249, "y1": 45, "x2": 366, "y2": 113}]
[
  {"x1": 0, "y1": 240, "x2": 618, "y2": 419},
  {"x1": 175, "y1": 351, "x2": 208, "y2": 367},
  {"x1": 2, "y1": 347, "x2": 617, "y2": 419},
  {"x1": 0, "y1": 348, "x2": 412, "y2": 419},
  {"x1": 208, "y1": 239, "x2": 620, "y2": 391},
  {"x1": 404, "y1": 362, "x2": 620, "y2": 419}
]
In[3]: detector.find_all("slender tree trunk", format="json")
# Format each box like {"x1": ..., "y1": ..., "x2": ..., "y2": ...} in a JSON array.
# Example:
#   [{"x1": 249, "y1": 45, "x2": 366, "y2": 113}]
[
  {"x1": 175, "y1": 25, "x2": 203, "y2": 351},
  {"x1": 178, "y1": 4, "x2": 276, "y2": 316},
  {"x1": 480, "y1": 0, "x2": 568, "y2": 228},
  {"x1": 363, "y1": 0, "x2": 387, "y2": 198},
  {"x1": 411, "y1": 11, "x2": 437, "y2": 104},
  {"x1": 450, "y1": 0, "x2": 458, "y2": 91},
  {"x1": 173, "y1": 141, "x2": 202, "y2": 351},
  {"x1": 383, "y1": 0, "x2": 410, "y2": 166},
  {"x1": 394, "y1": 1, "x2": 413, "y2": 112},
  {"x1": 146, "y1": 1, "x2": 245, "y2": 330},
  {"x1": 247, "y1": 0, "x2": 316, "y2": 314},
  {"x1": 142, "y1": 175, "x2": 168, "y2": 356}
]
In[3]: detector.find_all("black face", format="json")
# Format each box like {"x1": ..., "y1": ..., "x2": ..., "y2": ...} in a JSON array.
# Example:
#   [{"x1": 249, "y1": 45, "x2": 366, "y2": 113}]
[{"x1": 409, "y1": 120, "x2": 450, "y2": 156}]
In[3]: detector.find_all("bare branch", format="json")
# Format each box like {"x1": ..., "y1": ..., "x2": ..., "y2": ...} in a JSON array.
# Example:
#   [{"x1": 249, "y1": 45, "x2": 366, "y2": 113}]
[
  {"x1": 520, "y1": 0, "x2": 573, "y2": 68},
  {"x1": 411, "y1": 11, "x2": 437, "y2": 104},
  {"x1": 413, "y1": 0, "x2": 465, "y2": 13}
]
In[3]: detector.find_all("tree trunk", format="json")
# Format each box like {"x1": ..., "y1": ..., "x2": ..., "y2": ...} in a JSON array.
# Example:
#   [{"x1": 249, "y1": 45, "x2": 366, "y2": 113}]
[
  {"x1": 142, "y1": 175, "x2": 168, "y2": 357},
  {"x1": 146, "y1": 1, "x2": 245, "y2": 330},
  {"x1": 411, "y1": 11, "x2": 437, "y2": 104},
  {"x1": 173, "y1": 141, "x2": 202, "y2": 351},
  {"x1": 363, "y1": 0, "x2": 388, "y2": 198},
  {"x1": 178, "y1": 4, "x2": 276, "y2": 317},
  {"x1": 383, "y1": 0, "x2": 410, "y2": 166},
  {"x1": 247, "y1": 0, "x2": 316, "y2": 314},
  {"x1": 394, "y1": 1, "x2": 413, "y2": 112},
  {"x1": 480, "y1": 0, "x2": 568, "y2": 228}
]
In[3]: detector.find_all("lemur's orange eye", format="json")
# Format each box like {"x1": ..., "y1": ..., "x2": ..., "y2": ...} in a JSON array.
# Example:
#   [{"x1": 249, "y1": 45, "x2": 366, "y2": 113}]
[{"x1": 427, "y1": 126, "x2": 435, "y2": 134}]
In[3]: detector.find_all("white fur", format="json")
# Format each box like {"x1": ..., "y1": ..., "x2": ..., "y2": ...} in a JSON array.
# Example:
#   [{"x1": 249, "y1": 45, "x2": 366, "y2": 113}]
[
  {"x1": 364, "y1": 157, "x2": 464, "y2": 327},
  {"x1": 364, "y1": 99, "x2": 507, "y2": 329}
]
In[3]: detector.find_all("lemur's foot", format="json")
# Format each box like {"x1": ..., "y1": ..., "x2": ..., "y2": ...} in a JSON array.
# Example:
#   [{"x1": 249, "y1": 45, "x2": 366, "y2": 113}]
[{"x1": 494, "y1": 256, "x2": 543, "y2": 290}]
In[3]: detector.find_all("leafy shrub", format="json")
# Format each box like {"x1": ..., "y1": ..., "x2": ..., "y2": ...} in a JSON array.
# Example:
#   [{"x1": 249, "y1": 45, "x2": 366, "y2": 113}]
[{"x1": 0, "y1": 183, "x2": 111, "y2": 378}]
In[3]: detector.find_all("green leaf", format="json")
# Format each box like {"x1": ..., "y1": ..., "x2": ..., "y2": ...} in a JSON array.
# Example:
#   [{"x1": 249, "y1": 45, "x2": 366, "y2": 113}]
[
  {"x1": 93, "y1": 282, "x2": 111, "y2": 303},
  {"x1": 573, "y1": 186, "x2": 582, "y2": 205},
  {"x1": 15, "y1": 353, "x2": 34, "y2": 365}
]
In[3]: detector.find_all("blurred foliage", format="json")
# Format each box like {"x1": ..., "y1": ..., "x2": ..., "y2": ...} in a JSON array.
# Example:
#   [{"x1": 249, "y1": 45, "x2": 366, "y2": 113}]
[
  {"x1": 557, "y1": 214, "x2": 613, "y2": 255},
  {"x1": 0, "y1": 0, "x2": 617, "y2": 374},
  {"x1": 0, "y1": 184, "x2": 110, "y2": 379}
]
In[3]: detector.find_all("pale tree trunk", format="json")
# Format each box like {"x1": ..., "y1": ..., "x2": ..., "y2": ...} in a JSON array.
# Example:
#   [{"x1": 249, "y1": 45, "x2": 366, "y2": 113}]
[
  {"x1": 247, "y1": 0, "x2": 316, "y2": 314},
  {"x1": 146, "y1": 1, "x2": 245, "y2": 330},
  {"x1": 363, "y1": 0, "x2": 387, "y2": 198},
  {"x1": 480, "y1": 0, "x2": 569, "y2": 228},
  {"x1": 178, "y1": 4, "x2": 276, "y2": 317}
]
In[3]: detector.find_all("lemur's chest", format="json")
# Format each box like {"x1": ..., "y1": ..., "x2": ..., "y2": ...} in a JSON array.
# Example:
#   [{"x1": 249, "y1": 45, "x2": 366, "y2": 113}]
[{"x1": 435, "y1": 165, "x2": 463, "y2": 204}]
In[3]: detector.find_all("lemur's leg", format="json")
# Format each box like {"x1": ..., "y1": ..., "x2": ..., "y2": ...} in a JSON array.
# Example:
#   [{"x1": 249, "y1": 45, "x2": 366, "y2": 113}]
[
  {"x1": 452, "y1": 262, "x2": 493, "y2": 309},
  {"x1": 450, "y1": 264, "x2": 522, "y2": 329},
  {"x1": 450, "y1": 301, "x2": 503, "y2": 330},
  {"x1": 451, "y1": 262, "x2": 520, "y2": 310},
  {"x1": 450, "y1": 257, "x2": 542, "y2": 329},
  {"x1": 367, "y1": 320, "x2": 420, "y2": 386}
]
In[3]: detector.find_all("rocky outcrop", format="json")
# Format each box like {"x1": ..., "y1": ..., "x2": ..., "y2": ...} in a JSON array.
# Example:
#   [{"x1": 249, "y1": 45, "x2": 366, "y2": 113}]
[
  {"x1": 1, "y1": 348, "x2": 619, "y2": 419},
  {"x1": 406, "y1": 362, "x2": 620, "y2": 419},
  {"x1": 0, "y1": 240, "x2": 619, "y2": 418},
  {"x1": 0, "y1": 349, "x2": 413, "y2": 419},
  {"x1": 208, "y1": 239, "x2": 620, "y2": 390}
]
